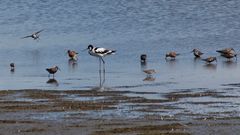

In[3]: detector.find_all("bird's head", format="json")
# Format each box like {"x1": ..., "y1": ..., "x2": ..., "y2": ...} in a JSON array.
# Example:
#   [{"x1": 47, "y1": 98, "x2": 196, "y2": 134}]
[
  {"x1": 88, "y1": 45, "x2": 93, "y2": 50},
  {"x1": 55, "y1": 66, "x2": 61, "y2": 71},
  {"x1": 192, "y1": 49, "x2": 197, "y2": 52}
]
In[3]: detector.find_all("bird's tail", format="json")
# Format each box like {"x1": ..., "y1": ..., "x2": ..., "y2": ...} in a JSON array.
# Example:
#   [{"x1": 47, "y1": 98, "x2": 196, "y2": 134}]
[
  {"x1": 110, "y1": 50, "x2": 116, "y2": 54},
  {"x1": 216, "y1": 50, "x2": 223, "y2": 53}
]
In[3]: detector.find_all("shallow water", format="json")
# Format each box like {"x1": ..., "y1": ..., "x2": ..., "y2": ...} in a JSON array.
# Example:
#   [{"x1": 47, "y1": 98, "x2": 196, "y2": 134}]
[{"x1": 1, "y1": 0, "x2": 240, "y2": 92}]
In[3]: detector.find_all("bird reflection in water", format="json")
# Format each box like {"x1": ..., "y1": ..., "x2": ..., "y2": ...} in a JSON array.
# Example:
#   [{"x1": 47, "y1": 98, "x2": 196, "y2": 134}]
[
  {"x1": 166, "y1": 59, "x2": 178, "y2": 69},
  {"x1": 46, "y1": 78, "x2": 59, "y2": 86},
  {"x1": 143, "y1": 76, "x2": 155, "y2": 81},
  {"x1": 68, "y1": 59, "x2": 78, "y2": 71},
  {"x1": 140, "y1": 61, "x2": 147, "y2": 71},
  {"x1": 91, "y1": 70, "x2": 105, "y2": 91},
  {"x1": 222, "y1": 61, "x2": 237, "y2": 69},
  {"x1": 203, "y1": 63, "x2": 217, "y2": 71}
]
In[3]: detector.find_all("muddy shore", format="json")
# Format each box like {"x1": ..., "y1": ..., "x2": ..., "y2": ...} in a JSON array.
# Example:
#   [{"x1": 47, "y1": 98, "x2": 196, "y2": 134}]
[{"x1": 0, "y1": 89, "x2": 239, "y2": 135}]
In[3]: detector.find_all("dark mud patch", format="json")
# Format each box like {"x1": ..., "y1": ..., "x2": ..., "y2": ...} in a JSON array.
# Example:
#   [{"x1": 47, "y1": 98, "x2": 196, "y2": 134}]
[
  {"x1": 164, "y1": 90, "x2": 222, "y2": 101},
  {"x1": 93, "y1": 123, "x2": 189, "y2": 135}
]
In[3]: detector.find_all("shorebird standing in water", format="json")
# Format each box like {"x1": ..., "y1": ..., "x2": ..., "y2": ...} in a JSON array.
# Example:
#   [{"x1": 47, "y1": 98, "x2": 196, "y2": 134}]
[
  {"x1": 221, "y1": 53, "x2": 237, "y2": 61},
  {"x1": 165, "y1": 51, "x2": 179, "y2": 60},
  {"x1": 140, "y1": 54, "x2": 147, "y2": 63},
  {"x1": 192, "y1": 49, "x2": 203, "y2": 58},
  {"x1": 202, "y1": 57, "x2": 217, "y2": 64},
  {"x1": 22, "y1": 29, "x2": 44, "y2": 40},
  {"x1": 143, "y1": 69, "x2": 156, "y2": 81},
  {"x1": 85, "y1": 44, "x2": 116, "y2": 72},
  {"x1": 216, "y1": 48, "x2": 237, "y2": 61},
  {"x1": 67, "y1": 50, "x2": 78, "y2": 60},
  {"x1": 10, "y1": 63, "x2": 15, "y2": 72},
  {"x1": 46, "y1": 66, "x2": 60, "y2": 78},
  {"x1": 216, "y1": 48, "x2": 235, "y2": 55}
]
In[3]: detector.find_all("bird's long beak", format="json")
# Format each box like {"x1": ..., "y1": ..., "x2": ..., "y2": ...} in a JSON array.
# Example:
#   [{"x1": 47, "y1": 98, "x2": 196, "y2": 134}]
[
  {"x1": 82, "y1": 48, "x2": 88, "y2": 52},
  {"x1": 58, "y1": 68, "x2": 61, "y2": 71}
]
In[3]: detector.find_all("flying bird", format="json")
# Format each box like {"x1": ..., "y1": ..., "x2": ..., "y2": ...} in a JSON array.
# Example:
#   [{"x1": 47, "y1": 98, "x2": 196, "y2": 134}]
[{"x1": 22, "y1": 29, "x2": 44, "y2": 40}]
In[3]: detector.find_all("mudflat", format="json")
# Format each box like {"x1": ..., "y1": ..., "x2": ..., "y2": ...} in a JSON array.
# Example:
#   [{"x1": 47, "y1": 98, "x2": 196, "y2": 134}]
[{"x1": 0, "y1": 89, "x2": 239, "y2": 135}]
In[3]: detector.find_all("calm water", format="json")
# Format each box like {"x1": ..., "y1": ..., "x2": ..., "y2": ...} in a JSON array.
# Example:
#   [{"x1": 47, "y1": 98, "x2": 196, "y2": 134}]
[
  {"x1": 0, "y1": 0, "x2": 240, "y2": 91},
  {"x1": 0, "y1": 0, "x2": 240, "y2": 120}
]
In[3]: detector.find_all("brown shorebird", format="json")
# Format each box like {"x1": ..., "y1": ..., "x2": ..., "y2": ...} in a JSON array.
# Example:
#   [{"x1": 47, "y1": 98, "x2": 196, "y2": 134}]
[
  {"x1": 143, "y1": 69, "x2": 156, "y2": 75},
  {"x1": 192, "y1": 49, "x2": 203, "y2": 58},
  {"x1": 22, "y1": 29, "x2": 44, "y2": 40},
  {"x1": 67, "y1": 50, "x2": 78, "y2": 60},
  {"x1": 221, "y1": 53, "x2": 237, "y2": 61},
  {"x1": 202, "y1": 57, "x2": 217, "y2": 64},
  {"x1": 216, "y1": 48, "x2": 235, "y2": 55},
  {"x1": 165, "y1": 51, "x2": 179, "y2": 59},
  {"x1": 10, "y1": 63, "x2": 15, "y2": 72},
  {"x1": 46, "y1": 66, "x2": 60, "y2": 78},
  {"x1": 140, "y1": 54, "x2": 147, "y2": 63}
]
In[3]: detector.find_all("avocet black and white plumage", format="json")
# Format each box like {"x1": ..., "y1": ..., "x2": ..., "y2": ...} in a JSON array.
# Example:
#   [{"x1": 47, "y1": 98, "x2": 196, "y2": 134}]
[
  {"x1": 22, "y1": 29, "x2": 44, "y2": 40},
  {"x1": 85, "y1": 44, "x2": 116, "y2": 71}
]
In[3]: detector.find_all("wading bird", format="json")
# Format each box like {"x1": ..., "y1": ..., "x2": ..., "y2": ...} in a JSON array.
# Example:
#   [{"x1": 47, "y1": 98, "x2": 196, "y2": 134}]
[
  {"x1": 67, "y1": 50, "x2": 78, "y2": 60},
  {"x1": 202, "y1": 57, "x2": 217, "y2": 64},
  {"x1": 85, "y1": 44, "x2": 116, "y2": 71},
  {"x1": 192, "y1": 49, "x2": 203, "y2": 58},
  {"x1": 46, "y1": 66, "x2": 60, "y2": 78},
  {"x1": 165, "y1": 51, "x2": 179, "y2": 60}
]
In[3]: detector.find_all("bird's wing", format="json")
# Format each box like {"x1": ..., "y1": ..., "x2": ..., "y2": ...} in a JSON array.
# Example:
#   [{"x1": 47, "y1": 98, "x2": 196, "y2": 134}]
[
  {"x1": 95, "y1": 47, "x2": 109, "y2": 54},
  {"x1": 21, "y1": 35, "x2": 32, "y2": 39},
  {"x1": 35, "y1": 29, "x2": 44, "y2": 34}
]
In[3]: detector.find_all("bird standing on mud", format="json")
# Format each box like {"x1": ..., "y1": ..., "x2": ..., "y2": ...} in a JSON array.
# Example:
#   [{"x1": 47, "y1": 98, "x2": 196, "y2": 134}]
[
  {"x1": 22, "y1": 29, "x2": 44, "y2": 40},
  {"x1": 67, "y1": 50, "x2": 78, "y2": 60},
  {"x1": 165, "y1": 51, "x2": 179, "y2": 60},
  {"x1": 192, "y1": 49, "x2": 203, "y2": 58},
  {"x1": 202, "y1": 57, "x2": 217, "y2": 64},
  {"x1": 46, "y1": 66, "x2": 60, "y2": 78},
  {"x1": 85, "y1": 44, "x2": 116, "y2": 71}
]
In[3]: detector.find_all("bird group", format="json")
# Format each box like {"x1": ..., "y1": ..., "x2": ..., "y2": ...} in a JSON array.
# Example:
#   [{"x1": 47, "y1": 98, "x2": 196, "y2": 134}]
[
  {"x1": 140, "y1": 48, "x2": 238, "y2": 77},
  {"x1": 11, "y1": 30, "x2": 239, "y2": 80},
  {"x1": 12, "y1": 31, "x2": 117, "y2": 79}
]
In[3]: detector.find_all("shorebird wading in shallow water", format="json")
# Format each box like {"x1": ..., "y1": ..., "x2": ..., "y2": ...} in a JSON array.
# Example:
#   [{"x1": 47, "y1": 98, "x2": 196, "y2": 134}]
[
  {"x1": 84, "y1": 44, "x2": 116, "y2": 71},
  {"x1": 202, "y1": 57, "x2": 217, "y2": 64},
  {"x1": 165, "y1": 51, "x2": 179, "y2": 60},
  {"x1": 140, "y1": 54, "x2": 147, "y2": 63},
  {"x1": 67, "y1": 50, "x2": 78, "y2": 60},
  {"x1": 22, "y1": 29, "x2": 44, "y2": 40},
  {"x1": 192, "y1": 49, "x2": 203, "y2": 58},
  {"x1": 10, "y1": 63, "x2": 15, "y2": 72},
  {"x1": 216, "y1": 48, "x2": 235, "y2": 55},
  {"x1": 216, "y1": 48, "x2": 237, "y2": 61},
  {"x1": 46, "y1": 66, "x2": 60, "y2": 78}
]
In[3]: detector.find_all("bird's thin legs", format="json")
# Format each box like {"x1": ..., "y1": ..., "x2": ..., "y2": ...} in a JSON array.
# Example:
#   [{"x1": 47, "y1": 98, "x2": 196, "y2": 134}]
[
  {"x1": 99, "y1": 58, "x2": 102, "y2": 72},
  {"x1": 100, "y1": 57, "x2": 105, "y2": 73}
]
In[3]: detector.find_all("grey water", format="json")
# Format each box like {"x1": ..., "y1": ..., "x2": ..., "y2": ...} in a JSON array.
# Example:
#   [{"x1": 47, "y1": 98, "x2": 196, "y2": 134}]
[
  {"x1": 1, "y1": 0, "x2": 240, "y2": 120},
  {"x1": 0, "y1": 0, "x2": 240, "y2": 91}
]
